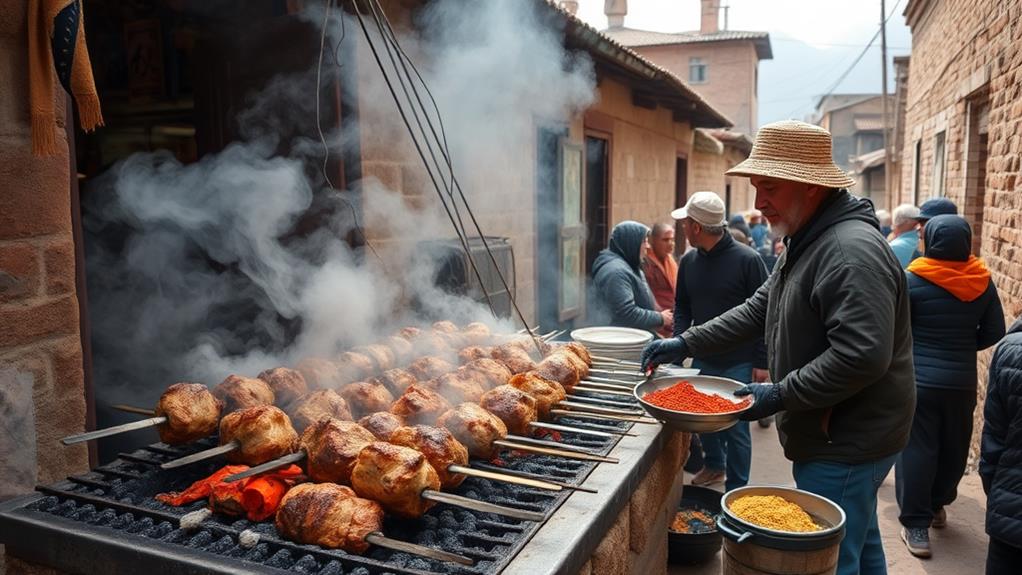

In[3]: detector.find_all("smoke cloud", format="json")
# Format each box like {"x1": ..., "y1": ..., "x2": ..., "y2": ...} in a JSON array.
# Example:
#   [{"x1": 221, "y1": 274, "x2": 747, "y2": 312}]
[{"x1": 82, "y1": 0, "x2": 595, "y2": 458}]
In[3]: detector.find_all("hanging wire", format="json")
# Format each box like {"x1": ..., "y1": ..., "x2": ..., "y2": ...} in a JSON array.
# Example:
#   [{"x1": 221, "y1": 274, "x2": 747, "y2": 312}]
[
  {"x1": 361, "y1": 0, "x2": 543, "y2": 351},
  {"x1": 317, "y1": 0, "x2": 384, "y2": 267}
]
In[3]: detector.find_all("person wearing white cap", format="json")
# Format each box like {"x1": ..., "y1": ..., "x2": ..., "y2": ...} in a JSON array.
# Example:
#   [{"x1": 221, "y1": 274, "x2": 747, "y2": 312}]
[
  {"x1": 641, "y1": 120, "x2": 915, "y2": 575},
  {"x1": 670, "y1": 191, "x2": 769, "y2": 492}
]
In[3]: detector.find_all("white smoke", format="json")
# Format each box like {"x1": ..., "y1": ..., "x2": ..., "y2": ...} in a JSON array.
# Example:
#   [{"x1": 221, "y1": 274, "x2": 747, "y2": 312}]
[
  {"x1": 83, "y1": 0, "x2": 595, "y2": 430},
  {"x1": 0, "y1": 369, "x2": 37, "y2": 501}
]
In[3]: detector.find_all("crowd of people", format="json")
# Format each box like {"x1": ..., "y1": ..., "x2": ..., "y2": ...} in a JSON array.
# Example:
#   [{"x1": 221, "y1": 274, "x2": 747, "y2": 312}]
[{"x1": 588, "y1": 120, "x2": 1019, "y2": 575}]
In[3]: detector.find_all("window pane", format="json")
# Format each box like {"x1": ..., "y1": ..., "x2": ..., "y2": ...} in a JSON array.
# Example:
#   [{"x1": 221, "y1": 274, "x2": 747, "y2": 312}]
[{"x1": 933, "y1": 131, "x2": 946, "y2": 198}]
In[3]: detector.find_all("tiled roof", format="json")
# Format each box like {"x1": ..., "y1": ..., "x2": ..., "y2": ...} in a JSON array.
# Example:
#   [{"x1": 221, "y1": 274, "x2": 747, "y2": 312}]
[
  {"x1": 602, "y1": 27, "x2": 772, "y2": 60},
  {"x1": 545, "y1": 2, "x2": 732, "y2": 128}
]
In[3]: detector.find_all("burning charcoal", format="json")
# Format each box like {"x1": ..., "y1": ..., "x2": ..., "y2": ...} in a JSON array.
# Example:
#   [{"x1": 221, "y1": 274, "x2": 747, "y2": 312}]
[
  {"x1": 265, "y1": 548, "x2": 293, "y2": 569},
  {"x1": 187, "y1": 530, "x2": 214, "y2": 548},
  {"x1": 179, "y1": 508, "x2": 212, "y2": 530}
]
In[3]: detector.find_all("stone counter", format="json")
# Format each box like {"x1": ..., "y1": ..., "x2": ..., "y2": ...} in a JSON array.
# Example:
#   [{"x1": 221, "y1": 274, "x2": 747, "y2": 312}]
[{"x1": 503, "y1": 422, "x2": 690, "y2": 575}]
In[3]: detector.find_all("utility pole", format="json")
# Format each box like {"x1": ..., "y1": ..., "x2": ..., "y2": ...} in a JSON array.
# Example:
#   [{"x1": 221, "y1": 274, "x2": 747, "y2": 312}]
[{"x1": 880, "y1": 0, "x2": 892, "y2": 210}]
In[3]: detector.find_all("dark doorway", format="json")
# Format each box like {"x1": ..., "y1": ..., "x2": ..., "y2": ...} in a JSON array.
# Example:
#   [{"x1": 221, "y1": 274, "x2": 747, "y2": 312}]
[
  {"x1": 584, "y1": 135, "x2": 609, "y2": 275},
  {"x1": 536, "y1": 127, "x2": 568, "y2": 331},
  {"x1": 674, "y1": 156, "x2": 688, "y2": 254}
]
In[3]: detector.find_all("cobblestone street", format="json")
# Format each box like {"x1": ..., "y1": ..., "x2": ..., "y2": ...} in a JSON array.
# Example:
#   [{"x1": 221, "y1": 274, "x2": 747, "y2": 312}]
[{"x1": 673, "y1": 421, "x2": 989, "y2": 575}]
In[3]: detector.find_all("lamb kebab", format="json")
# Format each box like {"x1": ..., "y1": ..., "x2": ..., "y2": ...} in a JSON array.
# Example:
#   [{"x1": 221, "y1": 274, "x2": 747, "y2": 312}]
[
  {"x1": 62, "y1": 382, "x2": 224, "y2": 446},
  {"x1": 223, "y1": 417, "x2": 548, "y2": 521},
  {"x1": 274, "y1": 482, "x2": 473, "y2": 565}
]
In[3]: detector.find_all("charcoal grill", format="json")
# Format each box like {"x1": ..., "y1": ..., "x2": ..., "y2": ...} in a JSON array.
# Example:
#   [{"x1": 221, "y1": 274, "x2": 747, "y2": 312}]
[{"x1": 0, "y1": 407, "x2": 633, "y2": 575}]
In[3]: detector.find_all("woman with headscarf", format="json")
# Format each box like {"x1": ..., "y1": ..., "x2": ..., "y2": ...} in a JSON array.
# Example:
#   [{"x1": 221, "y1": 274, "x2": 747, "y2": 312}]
[
  {"x1": 896, "y1": 214, "x2": 1005, "y2": 559},
  {"x1": 591, "y1": 221, "x2": 672, "y2": 333}
]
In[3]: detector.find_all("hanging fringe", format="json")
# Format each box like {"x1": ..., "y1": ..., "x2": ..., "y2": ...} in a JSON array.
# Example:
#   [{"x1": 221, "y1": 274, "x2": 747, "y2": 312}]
[
  {"x1": 31, "y1": 113, "x2": 58, "y2": 157},
  {"x1": 74, "y1": 91, "x2": 104, "y2": 132}
]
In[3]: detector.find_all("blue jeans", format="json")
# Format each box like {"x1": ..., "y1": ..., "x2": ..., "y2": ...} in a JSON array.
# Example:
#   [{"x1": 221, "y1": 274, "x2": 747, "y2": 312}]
[
  {"x1": 793, "y1": 455, "x2": 897, "y2": 575},
  {"x1": 693, "y1": 360, "x2": 753, "y2": 492}
]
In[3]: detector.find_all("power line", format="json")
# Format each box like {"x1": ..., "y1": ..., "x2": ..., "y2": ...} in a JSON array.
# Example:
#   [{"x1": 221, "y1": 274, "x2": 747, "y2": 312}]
[{"x1": 782, "y1": 0, "x2": 904, "y2": 119}]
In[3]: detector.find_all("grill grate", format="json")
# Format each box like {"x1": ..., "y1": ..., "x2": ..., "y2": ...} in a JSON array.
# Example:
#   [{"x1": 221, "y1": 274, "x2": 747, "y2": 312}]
[{"x1": 0, "y1": 395, "x2": 635, "y2": 575}]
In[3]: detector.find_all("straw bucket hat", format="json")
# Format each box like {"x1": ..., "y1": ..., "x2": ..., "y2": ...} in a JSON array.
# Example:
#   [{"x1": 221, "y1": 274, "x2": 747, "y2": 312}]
[{"x1": 725, "y1": 120, "x2": 856, "y2": 189}]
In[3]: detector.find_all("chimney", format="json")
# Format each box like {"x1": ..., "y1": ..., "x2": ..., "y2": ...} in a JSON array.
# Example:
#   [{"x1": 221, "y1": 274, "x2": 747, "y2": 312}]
[
  {"x1": 559, "y1": 1, "x2": 579, "y2": 15},
  {"x1": 605, "y1": 0, "x2": 627, "y2": 28},
  {"x1": 700, "y1": 0, "x2": 719, "y2": 34}
]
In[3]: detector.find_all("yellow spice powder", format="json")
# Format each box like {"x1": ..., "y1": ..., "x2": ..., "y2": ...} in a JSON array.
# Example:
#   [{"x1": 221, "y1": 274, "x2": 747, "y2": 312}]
[{"x1": 728, "y1": 495, "x2": 821, "y2": 532}]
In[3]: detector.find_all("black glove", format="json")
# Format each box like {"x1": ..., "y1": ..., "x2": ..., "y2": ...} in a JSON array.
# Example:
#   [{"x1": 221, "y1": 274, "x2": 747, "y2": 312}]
[
  {"x1": 639, "y1": 337, "x2": 689, "y2": 375},
  {"x1": 733, "y1": 383, "x2": 785, "y2": 421}
]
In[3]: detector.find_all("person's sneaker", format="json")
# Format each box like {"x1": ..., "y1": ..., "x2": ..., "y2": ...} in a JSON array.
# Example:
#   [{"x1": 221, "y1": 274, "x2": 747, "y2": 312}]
[
  {"x1": 931, "y1": 507, "x2": 947, "y2": 529},
  {"x1": 901, "y1": 527, "x2": 932, "y2": 558},
  {"x1": 691, "y1": 468, "x2": 725, "y2": 487}
]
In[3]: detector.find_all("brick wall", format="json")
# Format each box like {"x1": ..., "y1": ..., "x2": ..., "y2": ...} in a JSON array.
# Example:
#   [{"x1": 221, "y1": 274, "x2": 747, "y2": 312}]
[
  {"x1": 899, "y1": 0, "x2": 1022, "y2": 466},
  {"x1": 635, "y1": 41, "x2": 759, "y2": 135},
  {"x1": 1, "y1": 1, "x2": 89, "y2": 571}
]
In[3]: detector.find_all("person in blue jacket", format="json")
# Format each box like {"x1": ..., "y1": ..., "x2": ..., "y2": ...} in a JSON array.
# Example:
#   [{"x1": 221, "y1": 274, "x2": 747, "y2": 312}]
[
  {"x1": 896, "y1": 214, "x2": 1005, "y2": 558},
  {"x1": 591, "y1": 221, "x2": 673, "y2": 333},
  {"x1": 981, "y1": 317, "x2": 1022, "y2": 574}
]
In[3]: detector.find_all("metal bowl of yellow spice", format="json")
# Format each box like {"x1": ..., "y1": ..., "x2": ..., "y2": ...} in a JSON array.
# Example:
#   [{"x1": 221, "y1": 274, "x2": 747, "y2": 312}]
[{"x1": 717, "y1": 486, "x2": 846, "y2": 551}]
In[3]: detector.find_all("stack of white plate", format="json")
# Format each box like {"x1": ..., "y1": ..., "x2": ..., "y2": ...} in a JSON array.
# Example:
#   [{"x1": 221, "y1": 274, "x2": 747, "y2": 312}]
[{"x1": 570, "y1": 326, "x2": 654, "y2": 361}]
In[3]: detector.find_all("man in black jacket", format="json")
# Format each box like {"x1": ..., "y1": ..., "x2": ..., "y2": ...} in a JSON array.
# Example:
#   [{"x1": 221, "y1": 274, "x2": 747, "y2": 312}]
[
  {"x1": 981, "y1": 318, "x2": 1022, "y2": 574},
  {"x1": 672, "y1": 191, "x2": 769, "y2": 490},
  {"x1": 642, "y1": 121, "x2": 915, "y2": 575}
]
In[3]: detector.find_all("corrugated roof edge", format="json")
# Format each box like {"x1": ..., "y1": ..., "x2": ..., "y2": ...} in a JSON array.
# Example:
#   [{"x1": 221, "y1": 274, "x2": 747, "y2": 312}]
[{"x1": 541, "y1": 1, "x2": 733, "y2": 129}]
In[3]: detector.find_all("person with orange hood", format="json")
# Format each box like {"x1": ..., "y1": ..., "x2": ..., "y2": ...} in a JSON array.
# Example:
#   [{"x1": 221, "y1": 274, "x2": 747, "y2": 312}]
[{"x1": 896, "y1": 214, "x2": 1006, "y2": 559}]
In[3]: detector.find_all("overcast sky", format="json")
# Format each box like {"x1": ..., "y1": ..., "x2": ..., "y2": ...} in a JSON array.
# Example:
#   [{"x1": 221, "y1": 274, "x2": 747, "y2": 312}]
[{"x1": 575, "y1": 0, "x2": 913, "y2": 127}]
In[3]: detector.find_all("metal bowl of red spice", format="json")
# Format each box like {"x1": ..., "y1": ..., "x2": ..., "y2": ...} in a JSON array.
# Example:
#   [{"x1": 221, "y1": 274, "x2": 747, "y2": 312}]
[{"x1": 633, "y1": 375, "x2": 753, "y2": 432}]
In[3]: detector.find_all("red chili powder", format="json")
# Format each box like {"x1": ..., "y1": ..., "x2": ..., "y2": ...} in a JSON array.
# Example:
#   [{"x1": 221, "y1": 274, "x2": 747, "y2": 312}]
[{"x1": 643, "y1": 380, "x2": 750, "y2": 413}]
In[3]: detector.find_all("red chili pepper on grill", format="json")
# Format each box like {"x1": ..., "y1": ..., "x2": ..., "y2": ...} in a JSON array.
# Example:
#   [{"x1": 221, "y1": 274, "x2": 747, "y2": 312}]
[{"x1": 642, "y1": 380, "x2": 750, "y2": 413}]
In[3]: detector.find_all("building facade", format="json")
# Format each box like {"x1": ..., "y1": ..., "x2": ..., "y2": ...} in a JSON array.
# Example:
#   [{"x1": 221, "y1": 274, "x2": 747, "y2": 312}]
[{"x1": 899, "y1": 0, "x2": 1021, "y2": 465}]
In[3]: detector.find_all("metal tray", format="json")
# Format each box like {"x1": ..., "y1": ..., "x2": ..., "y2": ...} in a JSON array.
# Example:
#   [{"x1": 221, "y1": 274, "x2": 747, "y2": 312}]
[{"x1": 632, "y1": 375, "x2": 753, "y2": 433}]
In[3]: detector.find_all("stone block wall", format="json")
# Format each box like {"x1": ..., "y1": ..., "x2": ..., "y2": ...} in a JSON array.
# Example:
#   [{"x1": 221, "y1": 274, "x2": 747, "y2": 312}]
[
  {"x1": 574, "y1": 431, "x2": 691, "y2": 575},
  {"x1": 899, "y1": 0, "x2": 1021, "y2": 466},
  {"x1": 1, "y1": 1, "x2": 90, "y2": 571}
]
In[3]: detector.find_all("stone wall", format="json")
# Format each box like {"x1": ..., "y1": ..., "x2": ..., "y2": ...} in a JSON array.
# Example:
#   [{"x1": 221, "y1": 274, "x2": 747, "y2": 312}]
[
  {"x1": 899, "y1": 0, "x2": 1021, "y2": 466},
  {"x1": 586, "y1": 78, "x2": 694, "y2": 227},
  {"x1": 574, "y1": 431, "x2": 691, "y2": 575},
  {"x1": 0, "y1": 1, "x2": 90, "y2": 571}
]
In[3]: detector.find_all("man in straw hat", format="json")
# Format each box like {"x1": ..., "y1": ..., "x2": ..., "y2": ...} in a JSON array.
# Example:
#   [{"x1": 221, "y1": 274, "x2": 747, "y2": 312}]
[{"x1": 641, "y1": 120, "x2": 915, "y2": 575}]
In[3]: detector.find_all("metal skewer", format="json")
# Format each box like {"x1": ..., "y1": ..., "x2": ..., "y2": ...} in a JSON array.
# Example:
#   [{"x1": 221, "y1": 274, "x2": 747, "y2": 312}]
[
  {"x1": 541, "y1": 329, "x2": 566, "y2": 341},
  {"x1": 551, "y1": 409, "x2": 658, "y2": 424},
  {"x1": 364, "y1": 532, "x2": 474, "y2": 565},
  {"x1": 471, "y1": 462, "x2": 598, "y2": 493},
  {"x1": 61, "y1": 417, "x2": 167, "y2": 445},
  {"x1": 528, "y1": 420, "x2": 633, "y2": 437},
  {"x1": 499, "y1": 435, "x2": 599, "y2": 454},
  {"x1": 161, "y1": 441, "x2": 241, "y2": 469},
  {"x1": 564, "y1": 394, "x2": 637, "y2": 409},
  {"x1": 584, "y1": 375, "x2": 640, "y2": 386},
  {"x1": 494, "y1": 439, "x2": 618, "y2": 463},
  {"x1": 555, "y1": 400, "x2": 645, "y2": 416},
  {"x1": 588, "y1": 367, "x2": 643, "y2": 378},
  {"x1": 447, "y1": 464, "x2": 563, "y2": 491},
  {"x1": 589, "y1": 355, "x2": 642, "y2": 366},
  {"x1": 420, "y1": 490, "x2": 544, "y2": 521},
  {"x1": 572, "y1": 385, "x2": 635, "y2": 397}
]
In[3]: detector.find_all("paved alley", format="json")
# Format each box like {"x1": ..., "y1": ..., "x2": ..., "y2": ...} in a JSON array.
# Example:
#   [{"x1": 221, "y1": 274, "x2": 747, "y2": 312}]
[{"x1": 672, "y1": 421, "x2": 989, "y2": 575}]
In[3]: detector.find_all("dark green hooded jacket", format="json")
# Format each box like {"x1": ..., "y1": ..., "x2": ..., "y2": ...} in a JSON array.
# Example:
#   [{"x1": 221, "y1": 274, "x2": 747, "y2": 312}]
[{"x1": 683, "y1": 190, "x2": 916, "y2": 463}]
